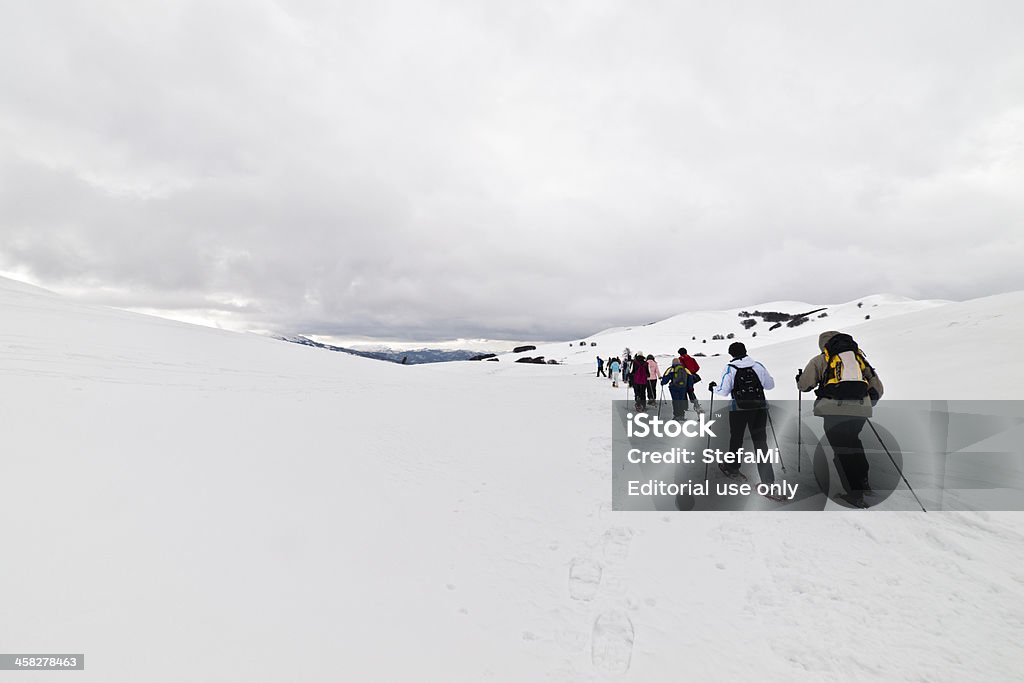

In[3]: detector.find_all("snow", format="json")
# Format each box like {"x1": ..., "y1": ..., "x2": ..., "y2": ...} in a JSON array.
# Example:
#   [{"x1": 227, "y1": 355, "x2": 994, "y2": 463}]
[
  {"x1": 515, "y1": 293, "x2": 950, "y2": 370},
  {"x1": 1, "y1": 275, "x2": 1022, "y2": 682}
]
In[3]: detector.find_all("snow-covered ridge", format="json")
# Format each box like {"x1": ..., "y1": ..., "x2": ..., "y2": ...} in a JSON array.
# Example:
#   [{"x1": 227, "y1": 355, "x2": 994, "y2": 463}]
[{"x1": 503, "y1": 294, "x2": 951, "y2": 366}]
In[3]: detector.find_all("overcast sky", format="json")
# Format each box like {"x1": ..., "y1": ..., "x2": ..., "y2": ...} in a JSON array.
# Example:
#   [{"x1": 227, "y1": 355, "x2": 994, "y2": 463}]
[{"x1": 1, "y1": 1, "x2": 1022, "y2": 341}]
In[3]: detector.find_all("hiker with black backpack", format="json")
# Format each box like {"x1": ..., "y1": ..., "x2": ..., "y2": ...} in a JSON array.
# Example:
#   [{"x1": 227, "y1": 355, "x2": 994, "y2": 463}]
[
  {"x1": 660, "y1": 358, "x2": 690, "y2": 420},
  {"x1": 797, "y1": 331, "x2": 884, "y2": 508},
  {"x1": 714, "y1": 342, "x2": 778, "y2": 493}
]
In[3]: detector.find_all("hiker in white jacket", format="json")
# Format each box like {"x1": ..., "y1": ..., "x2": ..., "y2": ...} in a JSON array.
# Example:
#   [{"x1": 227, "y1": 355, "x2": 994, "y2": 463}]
[{"x1": 713, "y1": 343, "x2": 778, "y2": 493}]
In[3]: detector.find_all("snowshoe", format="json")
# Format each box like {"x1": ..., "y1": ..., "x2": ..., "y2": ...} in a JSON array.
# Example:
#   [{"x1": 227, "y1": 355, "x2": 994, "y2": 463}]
[
  {"x1": 837, "y1": 493, "x2": 869, "y2": 509},
  {"x1": 718, "y1": 464, "x2": 747, "y2": 481}
]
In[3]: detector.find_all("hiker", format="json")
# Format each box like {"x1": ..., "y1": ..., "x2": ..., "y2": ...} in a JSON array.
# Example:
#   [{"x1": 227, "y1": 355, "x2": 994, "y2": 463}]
[
  {"x1": 646, "y1": 354, "x2": 659, "y2": 402},
  {"x1": 596, "y1": 356, "x2": 606, "y2": 377},
  {"x1": 797, "y1": 331, "x2": 884, "y2": 508},
  {"x1": 660, "y1": 358, "x2": 690, "y2": 420},
  {"x1": 630, "y1": 353, "x2": 649, "y2": 410},
  {"x1": 714, "y1": 342, "x2": 777, "y2": 492},
  {"x1": 678, "y1": 347, "x2": 704, "y2": 413},
  {"x1": 609, "y1": 357, "x2": 621, "y2": 388}
]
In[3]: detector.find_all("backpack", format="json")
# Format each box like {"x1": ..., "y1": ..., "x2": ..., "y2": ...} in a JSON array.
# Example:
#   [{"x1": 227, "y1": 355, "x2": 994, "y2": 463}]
[
  {"x1": 817, "y1": 333, "x2": 871, "y2": 400},
  {"x1": 669, "y1": 365, "x2": 690, "y2": 387},
  {"x1": 729, "y1": 364, "x2": 766, "y2": 410}
]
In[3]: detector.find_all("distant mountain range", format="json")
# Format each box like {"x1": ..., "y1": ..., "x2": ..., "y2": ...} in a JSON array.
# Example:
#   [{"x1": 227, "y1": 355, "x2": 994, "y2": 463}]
[{"x1": 276, "y1": 335, "x2": 483, "y2": 364}]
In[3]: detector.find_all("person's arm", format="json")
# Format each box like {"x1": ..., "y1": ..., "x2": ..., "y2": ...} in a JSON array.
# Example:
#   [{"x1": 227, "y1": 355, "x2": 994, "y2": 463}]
[
  {"x1": 865, "y1": 365, "x2": 884, "y2": 400},
  {"x1": 715, "y1": 367, "x2": 734, "y2": 396},
  {"x1": 797, "y1": 357, "x2": 822, "y2": 392},
  {"x1": 756, "y1": 363, "x2": 775, "y2": 391}
]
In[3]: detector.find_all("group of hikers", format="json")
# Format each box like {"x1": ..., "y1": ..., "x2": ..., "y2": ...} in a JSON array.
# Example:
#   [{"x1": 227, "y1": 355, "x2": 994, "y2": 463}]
[
  {"x1": 597, "y1": 347, "x2": 704, "y2": 414},
  {"x1": 598, "y1": 330, "x2": 885, "y2": 508}
]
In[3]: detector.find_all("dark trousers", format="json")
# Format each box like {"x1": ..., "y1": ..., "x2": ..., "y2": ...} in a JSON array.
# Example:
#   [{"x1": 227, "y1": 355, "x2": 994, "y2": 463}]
[
  {"x1": 597, "y1": 366, "x2": 606, "y2": 377},
  {"x1": 647, "y1": 379, "x2": 657, "y2": 401},
  {"x1": 671, "y1": 399, "x2": 689, "y2": 420},
  {"x1": 727, "y1": 409, "x2": 774, "y2": 485},
  {"x1": 633, "y1": 384, "x2": 647, "y2": 409},
  {"x1": 823, "y1": 416, "x2": 869, "y2": 492}
]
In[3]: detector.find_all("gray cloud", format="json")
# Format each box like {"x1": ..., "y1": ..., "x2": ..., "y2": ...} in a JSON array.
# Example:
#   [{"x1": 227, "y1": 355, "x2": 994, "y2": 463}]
[{"x1": 1, "y1": 0, "x2": 1022, "y2": 340}]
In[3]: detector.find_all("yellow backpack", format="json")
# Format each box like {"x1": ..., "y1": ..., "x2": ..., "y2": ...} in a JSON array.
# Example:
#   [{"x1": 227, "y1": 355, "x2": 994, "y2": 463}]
[{"x1": 818, "y1": 333, "x2": 870, "y2": 399}]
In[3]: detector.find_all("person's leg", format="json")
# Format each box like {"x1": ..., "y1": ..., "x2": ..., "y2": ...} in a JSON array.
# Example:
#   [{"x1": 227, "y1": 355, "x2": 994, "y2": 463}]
[
  {"x1": 672, "y1": 399, "x2": 688, "y2": 420},
  {"x1": 749, "y1": 409, "x2": 774, "y2": 485},
  {"x1": 633, "y1": 384, "x2": 646, "y2": 410},
  {"x1": 726, "y1": 410, "x2": 748, "y2": 474},
  {"x1": 687, "y1": 379, "x2": 702, "y2": 410},
  {"x1": 648, "y1": 379, "x2": 657, "y2": 401},
  {"x1": 843, "y1": 418, "x2": 869, "y2": 490},
  {"x1": 823, "y1": 416, "x2": 869, "y2": 496}
]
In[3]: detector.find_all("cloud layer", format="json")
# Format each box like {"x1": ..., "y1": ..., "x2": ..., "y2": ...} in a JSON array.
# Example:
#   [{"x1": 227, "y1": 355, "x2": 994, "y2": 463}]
[{"x1": 2, "y1": 1, "x2": 1022, "y2": 340}]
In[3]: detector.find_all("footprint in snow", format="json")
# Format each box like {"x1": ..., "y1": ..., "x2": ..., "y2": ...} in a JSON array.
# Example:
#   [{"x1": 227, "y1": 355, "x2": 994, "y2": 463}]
[
  {"x1": 601, "y1": 527, "x2": 634, "y2": 563},
  {"x1": 591, "y1": 610, "x2": 634, "y2": 674},
  {"x1": 568, "y1": 558, "x2": 602, "y2": 601}
]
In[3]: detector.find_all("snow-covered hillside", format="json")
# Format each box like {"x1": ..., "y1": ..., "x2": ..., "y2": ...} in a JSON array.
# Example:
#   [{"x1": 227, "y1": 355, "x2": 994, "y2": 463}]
[
  {"x1": 2, "y1": 276, "x2": 1023, "y2": 682},
  {"x1": 499, "y1": 292, "x2": 1024, "y2": 401},
  {"x1": 504, "y1": 294, "x2": 948, "y2": 366}
]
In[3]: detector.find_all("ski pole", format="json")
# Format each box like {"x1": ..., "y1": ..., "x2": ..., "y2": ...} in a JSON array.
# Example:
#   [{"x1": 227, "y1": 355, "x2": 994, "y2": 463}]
[
  {"x1": 868, "y1": 421, "x2": 925, "y2": 511},
  {"x1": 704, "y1": 382, "x2": 716, "y2": 480},
  {"x1": 795, "y1": 369, "x2": 803, "y2": 473},
  {"x1": 766, "y1": 406, "x2": 786, "y2": 473},
  {"x1": 866, "y1": 419, "x2": 926, "y2": 512},
  {"x1": 657, "y1": 381, "x2": 665, "y2": 419}
]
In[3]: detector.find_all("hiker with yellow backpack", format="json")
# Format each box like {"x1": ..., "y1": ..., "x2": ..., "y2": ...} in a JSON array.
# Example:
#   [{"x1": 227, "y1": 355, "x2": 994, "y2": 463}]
[
  {"x1": 660, "y1": 358, "x2": 691, "y2": 420},
  {"x1": 797, "y1": 331, "x2": 884, "y2": 508}
]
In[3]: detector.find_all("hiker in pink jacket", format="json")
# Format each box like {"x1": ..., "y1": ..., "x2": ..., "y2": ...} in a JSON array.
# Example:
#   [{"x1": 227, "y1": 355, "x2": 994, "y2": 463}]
[{"x1": 646, "y1": 355, "x2": 659, "y2": 403}]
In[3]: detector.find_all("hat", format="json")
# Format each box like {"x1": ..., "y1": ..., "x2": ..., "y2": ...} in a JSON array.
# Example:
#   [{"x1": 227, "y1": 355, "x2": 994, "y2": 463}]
[{"x1": 727, "y1": 341, "x2": 747, "y2": 359}]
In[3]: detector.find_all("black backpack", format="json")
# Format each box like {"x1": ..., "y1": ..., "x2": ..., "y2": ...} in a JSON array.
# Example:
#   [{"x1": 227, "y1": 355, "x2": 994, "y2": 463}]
[{"x1": 729, "y1": 364, "x2": 766, "y2": 410}]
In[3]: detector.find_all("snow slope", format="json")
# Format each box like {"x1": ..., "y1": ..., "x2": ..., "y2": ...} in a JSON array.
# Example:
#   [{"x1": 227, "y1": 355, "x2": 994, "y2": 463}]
[
  {"x1": 506, "y1": 294, "x2": 949, "y2": 369},
  {"x1": 1, "y1": 276, "x2": 1023, "y2": 682}
]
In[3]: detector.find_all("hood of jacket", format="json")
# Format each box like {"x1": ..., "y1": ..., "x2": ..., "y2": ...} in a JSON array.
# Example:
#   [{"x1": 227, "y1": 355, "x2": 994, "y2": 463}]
[
  {"x1": 818, "y1": 330, "x2": 840, "y2": 351},
  {"x1": 726, "y1": 356, "x2": 759, "y2": 369}
]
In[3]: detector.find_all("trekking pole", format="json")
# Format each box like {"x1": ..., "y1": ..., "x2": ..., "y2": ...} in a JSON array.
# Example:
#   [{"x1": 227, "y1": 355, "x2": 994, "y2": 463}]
[
  {"x1": 765, "y1": 407, "x2": 786, "y2": 473},
  {"x1": 657, "y1": 381, "x2": 665, "y2": 419},
  {"x1": 704, "y1": 382, "x2": 716, "y2": 480},
  {"x1": 867, "y1": 419, "x2": 927, "y2": 512},
  {"x1": 795, "y1": 370, "x2": 803, "y2": 473}
]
